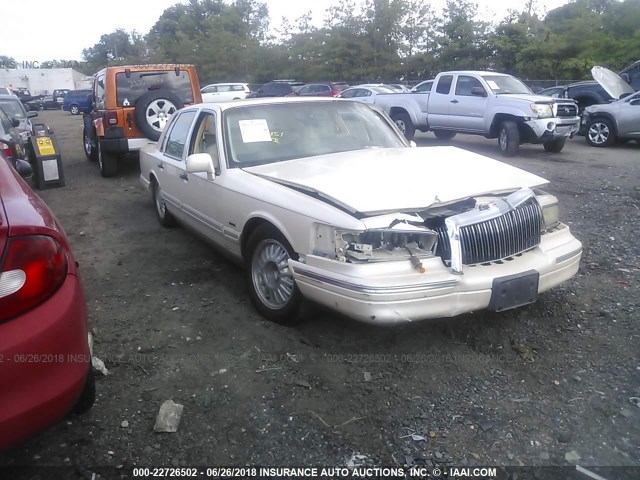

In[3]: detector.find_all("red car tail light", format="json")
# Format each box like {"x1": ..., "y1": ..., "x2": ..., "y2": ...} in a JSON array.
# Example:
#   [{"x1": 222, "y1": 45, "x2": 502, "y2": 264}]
[
  {"x1": 0, "y1": 142, "x2": 15, "y2": 158},
  {"x1": 0, "y1": 235, "x2": 68, "y2": 321}
]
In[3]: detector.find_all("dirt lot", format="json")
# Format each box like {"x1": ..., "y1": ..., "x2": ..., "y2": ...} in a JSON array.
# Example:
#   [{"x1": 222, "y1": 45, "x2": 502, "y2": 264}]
[{"x1": 1, "y1": 110, "x2": 639, "y2": 476}]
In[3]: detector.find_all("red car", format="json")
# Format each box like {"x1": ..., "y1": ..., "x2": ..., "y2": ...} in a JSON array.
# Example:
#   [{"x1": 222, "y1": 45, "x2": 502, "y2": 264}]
[{"x1": 0, "y1": 152, "x2": 94, "y2": 450}]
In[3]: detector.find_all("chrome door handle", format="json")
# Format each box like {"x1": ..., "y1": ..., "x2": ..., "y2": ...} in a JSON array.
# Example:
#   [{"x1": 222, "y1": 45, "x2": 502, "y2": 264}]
[
  {"x1": 157, "y1": 163, "x2": 164, "y2": 170},
  {"x1": 179, "y1": 173, "x2": 188, "y2": 181},
  {"x1": 450, "y1": 99, "x2": 459, "y2": 104}
]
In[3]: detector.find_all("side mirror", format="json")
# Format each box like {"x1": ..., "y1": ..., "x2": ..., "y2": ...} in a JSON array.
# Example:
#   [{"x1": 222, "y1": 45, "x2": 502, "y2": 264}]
[
  {"x1": 11, "y1": 118, "x2": 20, "y2": 128},
  {"x1": 14, "y1": 159, "x2": 33, "y2": 178},
  {"x1": 27, "y1": 111, "x2": 38, "y2": 118},
  {"x1": 409, "y1": 140, "x2": 417, "y2": 148},
  {"x1": 471, "y1": 87, "x2": 487, "y2": 97},
  {"x1": 186, "y1": 153, "x2": 215, "y2": 180}
]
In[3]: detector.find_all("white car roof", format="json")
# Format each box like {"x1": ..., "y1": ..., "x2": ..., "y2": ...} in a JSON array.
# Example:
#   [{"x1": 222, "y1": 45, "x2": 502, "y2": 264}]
[{"x1": 197, "y1": 96, "x2": 349, "y2": 112}]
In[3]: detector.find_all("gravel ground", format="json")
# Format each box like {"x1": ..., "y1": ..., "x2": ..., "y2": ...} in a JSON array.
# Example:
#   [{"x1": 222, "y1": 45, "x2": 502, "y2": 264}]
[{"x1": 1, "y1": 110, "x2": 639, "y2": 477}]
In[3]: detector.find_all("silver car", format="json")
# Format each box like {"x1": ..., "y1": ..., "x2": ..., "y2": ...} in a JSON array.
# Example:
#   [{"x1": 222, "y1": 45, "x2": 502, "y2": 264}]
[
  {"x1": 583, "y1": 66, "x2": 640, "y2": 147},
  {"x1": 0, "y1": 94, "x2": 37, "y2": 147}
]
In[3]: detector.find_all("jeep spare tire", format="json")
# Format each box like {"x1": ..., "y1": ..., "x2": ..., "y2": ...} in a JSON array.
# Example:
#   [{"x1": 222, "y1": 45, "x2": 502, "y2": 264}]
[{"x1": 135, "y1": 90, "x2": 183, "y2": 141}]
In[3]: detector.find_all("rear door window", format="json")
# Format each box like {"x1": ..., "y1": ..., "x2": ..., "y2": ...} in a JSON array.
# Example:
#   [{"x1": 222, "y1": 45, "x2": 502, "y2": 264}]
[{"x1": 116, "y1": 70, "x2": 194, "y2": 107}]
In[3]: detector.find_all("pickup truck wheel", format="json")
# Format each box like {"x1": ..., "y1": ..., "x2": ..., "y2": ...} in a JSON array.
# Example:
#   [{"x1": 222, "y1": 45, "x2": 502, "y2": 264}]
[
  {"x1": 433, "y1": 130, "x2": 457, "y2": 140},
  {"x1": 83, "y1": 127, "x2": 98, "y2": 161},
  {"x1": 135, "y1": 90, "x2": 183, "y2": 142},
  {"x1": 97, "y1": 141, "x2": 119, "y2": 177},
  {"x1": 498, "y1": 121, "x2": 519, "y2": 156},
  {"x1": 391, "y1": 112, "x2": 415, "y2": 141},
  {"x1": 70, "y1": 105, "x2": 80, "y2": 115},
  {"x1": 152, "y1": 180, "x2": 176, "y2": 227},
  {"x1": 543, "y1": 137, "x2": 566, "y2": 153},
  {"x1": 585, "y1": 118, "x2": 615, "y2": 147},
  {"x1": 246, "y1": 224, "x2": 303, "y2": 325}
]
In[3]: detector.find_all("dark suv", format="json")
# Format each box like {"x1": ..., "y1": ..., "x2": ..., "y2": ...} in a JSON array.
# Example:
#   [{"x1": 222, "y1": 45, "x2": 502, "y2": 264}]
[
  {"x1": 295, "y1": 82, "x2": 349, "y2": 97},
  {"x1": 246, "y1": 80, "x2": 304, "y2": 98},
  {"x1": 538, "y1": 81, "x2": 613, "y2": 114},
  {"x1": 63, "y1": 89, "x2": 93, "y2": 115}
]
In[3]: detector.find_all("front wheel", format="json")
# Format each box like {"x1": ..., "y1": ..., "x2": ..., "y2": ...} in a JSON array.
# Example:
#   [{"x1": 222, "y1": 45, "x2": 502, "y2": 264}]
[
  {"x1": 97, "y1": 141, "x2": 118, "y2": 177},
  {"x1": 70, "y1": 105, "x2": 80, "y2": 115},
  {"x1": 498, "y1": 120, "x2": 520, "y2": 157},
  {"x1": 245, "y1": 224, "x2": 303, "y2": 325},
  {"x1": 433, "y1": 130, "x2": 457, "y2": 140},
  {"x1": 391, "y1": 112, "x2": 415, "y2": 141},
  {"x1": 543, "y1": 137, "x2": 566, "y2": 153},
  {"x1": 585, "y1": 118, "x2": 615, "y2": 147}
]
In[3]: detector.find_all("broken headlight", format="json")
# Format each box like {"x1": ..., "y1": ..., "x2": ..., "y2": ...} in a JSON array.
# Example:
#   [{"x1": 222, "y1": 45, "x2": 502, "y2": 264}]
[{"x1": 335, "y1": 223, "x2": 438, "y2": 262}]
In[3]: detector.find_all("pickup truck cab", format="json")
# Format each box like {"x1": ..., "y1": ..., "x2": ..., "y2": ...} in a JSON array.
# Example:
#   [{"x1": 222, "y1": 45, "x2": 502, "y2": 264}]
[{"x1": 373, "y1": 71, "x2": 581, "y2": 156}]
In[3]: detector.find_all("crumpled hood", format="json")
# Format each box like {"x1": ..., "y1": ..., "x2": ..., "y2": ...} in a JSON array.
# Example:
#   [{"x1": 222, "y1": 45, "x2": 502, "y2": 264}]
[
  {"x1": 243, "y1": 147, "x2": 548, "y2": 215},
  {"x1": 591, "y1": 66, "x2": 635, "y2": 99}
]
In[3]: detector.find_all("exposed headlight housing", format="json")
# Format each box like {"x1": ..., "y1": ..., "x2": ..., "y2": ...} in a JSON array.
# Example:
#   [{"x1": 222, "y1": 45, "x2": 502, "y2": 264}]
[
  {"x1": 335, "y1": 223, "x2": 438, "y2": 263},
  {"x1": 530, "y1": 103, "x2": 553, "y2": 118}
]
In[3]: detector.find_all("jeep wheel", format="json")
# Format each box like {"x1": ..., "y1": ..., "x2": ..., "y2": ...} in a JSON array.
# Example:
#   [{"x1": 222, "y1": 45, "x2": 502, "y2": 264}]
[
  {"x1": 70, "y1": 105, "x2": 80, "y2": 115},
  {"x1": 391, "y1": 112, "x2": 415, "y2": 141},
  {"x1": 97, "y1": 141, "x2": 118, "y2": 177},
  {"x1": 586, "y1": 118, "x2": 615, "y2": 147},
  {"x1": 83, "y1": 127, "x2": 98, "y2": 161},
  {"x1": 433, "y1": 130, "x2": 457, "y2": 140},
  {"x1": 543, "y1": 137, "x2": 566, "y2": 153},
  {"x1": 498, "y1": 120, "x2": 520, "y2": 157},
  {"x1": 135, "y1": 90, "x2": 183, "y2": 142}
]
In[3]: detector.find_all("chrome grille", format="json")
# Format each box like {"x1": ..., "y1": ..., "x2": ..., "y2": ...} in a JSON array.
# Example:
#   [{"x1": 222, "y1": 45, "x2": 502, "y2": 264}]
[
  {"x1": 554, "y1": 102, "x2": 578, "y2": 117},
  {"x1": 436, "y1": 197, "x2": 543, "y2": 265}
]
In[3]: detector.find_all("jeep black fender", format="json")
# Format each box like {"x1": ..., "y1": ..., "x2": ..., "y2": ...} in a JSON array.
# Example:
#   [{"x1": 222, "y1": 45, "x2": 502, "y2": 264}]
[{"x1": 82, "y1": 114, "x2": 95, "y2": 138}]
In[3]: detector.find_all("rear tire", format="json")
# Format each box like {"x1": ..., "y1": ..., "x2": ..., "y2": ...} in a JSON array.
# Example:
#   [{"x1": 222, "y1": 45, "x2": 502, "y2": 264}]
[
  {"x1": 72, "y1": 367, "x2": 95, "y2": 414},
  {"x1": 433, "y1": 130, "x2": 457, "y2": 140},
  {"x1": 543, "y1": 137, "x2": 566, "y2": 153},
  {"x1": 97, "y1": 141, "x2": 118, "y2": 177},
  {"x1": 245, "y1": 224, "x2": 304, "y2": 325},
  {"x1": 498, "y1": 120, "x2": 520, "y2": 157},
  {"x1": 83, "y1": 127, "x2": 98, "y2": 161},
  {"x1": 70, "y1": 105, "x2": 80, "y2": 115},
  {"x1": 391, "y1": 112, "x2": 416, "y2": 141},
  {"x1": 152, "y1": 180, "x2": 176, "y2": 227}
]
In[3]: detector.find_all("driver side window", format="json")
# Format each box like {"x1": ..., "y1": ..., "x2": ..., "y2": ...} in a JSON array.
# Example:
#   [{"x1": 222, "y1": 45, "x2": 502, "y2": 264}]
[
  {"x1": 163, "y1": 111, "x2": 197, "y2": 160},
  {"x1": 190, "y1": 111, "x2": 220, "y2": 172}
]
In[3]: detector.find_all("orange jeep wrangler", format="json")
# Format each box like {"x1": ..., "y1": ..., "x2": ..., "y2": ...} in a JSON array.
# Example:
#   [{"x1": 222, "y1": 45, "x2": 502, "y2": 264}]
[{"x1": 83, "y1": 64, "x2": 202, "y2": 177}]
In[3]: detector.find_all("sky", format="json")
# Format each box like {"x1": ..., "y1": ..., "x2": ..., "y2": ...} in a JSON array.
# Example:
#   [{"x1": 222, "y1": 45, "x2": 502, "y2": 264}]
[{"x1": 3, "y1": 0, "x2": 571, "y2": 63}]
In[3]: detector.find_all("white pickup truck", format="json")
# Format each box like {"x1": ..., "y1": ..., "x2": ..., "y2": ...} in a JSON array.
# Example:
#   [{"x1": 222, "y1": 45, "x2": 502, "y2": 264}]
[{"x1": 373, "y1": 71, "x2": 581, "y2": 156}]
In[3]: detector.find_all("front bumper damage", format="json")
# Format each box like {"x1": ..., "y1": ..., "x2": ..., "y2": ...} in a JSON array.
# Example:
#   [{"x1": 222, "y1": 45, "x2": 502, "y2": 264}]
[
  {"x1": 524, "y1": 116, "x2": 581, "y2": 143},
  {"x1": 290, "y1": 224, "x2": 582, "y2": 325}
]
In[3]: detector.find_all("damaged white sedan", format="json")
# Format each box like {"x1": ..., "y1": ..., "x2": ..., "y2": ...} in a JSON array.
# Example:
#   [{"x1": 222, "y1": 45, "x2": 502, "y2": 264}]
[{"x1": 139, "y1": 97, "x2": 582, "y2": 325}]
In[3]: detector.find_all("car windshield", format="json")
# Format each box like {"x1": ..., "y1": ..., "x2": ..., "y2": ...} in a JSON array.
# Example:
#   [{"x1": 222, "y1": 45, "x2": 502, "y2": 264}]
[
  {"x1": 481, "y1": 75, "x2": 532, "y2": 95},
  {"x1": 115, "y1": 70, "x2": 194, "y2": 107},
  {"x1": 224, "y1": 101, "x2": 406, "y2": 167},
  {"x1": 0, "y1": 99, "x2": 26, "y2": 120}
]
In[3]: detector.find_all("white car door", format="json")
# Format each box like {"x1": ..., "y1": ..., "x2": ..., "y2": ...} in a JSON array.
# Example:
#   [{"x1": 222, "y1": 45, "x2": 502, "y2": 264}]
[
  {"x1": 158, "y1": 110, "x2": 198, "y2": 221},
  {"x1": 201, "y1": 85, "x2": 219, "y2": 103},
  {"x1": 179, "y1": 109, "x2": 232, "y2": 247}
]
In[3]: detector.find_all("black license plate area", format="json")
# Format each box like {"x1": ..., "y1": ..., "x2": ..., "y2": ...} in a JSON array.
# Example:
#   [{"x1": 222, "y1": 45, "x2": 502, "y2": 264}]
[{"x1": 489, "y1": 270, "x2": 539, "y2": 312}]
